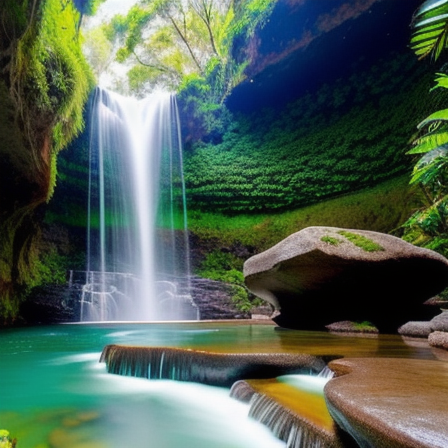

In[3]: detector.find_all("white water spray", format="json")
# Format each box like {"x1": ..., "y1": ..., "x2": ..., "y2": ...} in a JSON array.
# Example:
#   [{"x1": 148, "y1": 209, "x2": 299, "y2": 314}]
[{"x1": 81, "y1": 88, "x2": 197, "y2": 321}]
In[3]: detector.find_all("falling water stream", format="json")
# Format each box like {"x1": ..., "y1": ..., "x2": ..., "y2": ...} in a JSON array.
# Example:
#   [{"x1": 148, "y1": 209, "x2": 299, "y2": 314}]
[{"x1": 81, "y1": 88, "x2": 196, "y2": 321}]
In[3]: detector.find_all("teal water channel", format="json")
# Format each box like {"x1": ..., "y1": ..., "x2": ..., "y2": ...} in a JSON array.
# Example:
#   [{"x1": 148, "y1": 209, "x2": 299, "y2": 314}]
[{"x1": 0, "y1": 322, "x2": 441, "y2": 447}]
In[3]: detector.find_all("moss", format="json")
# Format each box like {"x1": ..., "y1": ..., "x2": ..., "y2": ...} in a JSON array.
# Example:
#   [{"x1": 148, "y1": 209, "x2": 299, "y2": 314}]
[
  {"x1": 353, "y1": 321, "x2": 378, "y2": 332},
  {"x1": 337, "y1": 230, "x2": 384, "y2": 252},
  {"x1": 320, "y1": 236, "x2": 341, "y2": 246}
]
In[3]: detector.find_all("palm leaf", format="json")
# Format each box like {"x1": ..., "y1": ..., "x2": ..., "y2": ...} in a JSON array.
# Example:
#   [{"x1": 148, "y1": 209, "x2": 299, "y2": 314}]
[
  {"x1": 413, "y1": 0, "x2": 448, "y2": 20},
  {"x1": 410, "y1": 0, "x2": 448, "y2": 60},
  {"x1": 417, "y1": 108, "x2": 448, "y2": 128},
  {"x1": 430, "y1": 72, "x2": 448, "y2": 90},
  {"x1": 408, "y1": 110, "x2": 448, "y2": 155},
  {"x1": 408, "y1": 129, "x2": 448, "y2": 154},
  {"x1": 410, "y1": 155, "x2": 448, "y2": 184},
  {"x1": 416, "y1": 146, "x2": 448, "y2": 165}
]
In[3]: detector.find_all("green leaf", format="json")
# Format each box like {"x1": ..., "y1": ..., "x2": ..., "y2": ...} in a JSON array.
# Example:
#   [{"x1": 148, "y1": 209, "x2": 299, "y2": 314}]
[
  {"x1": 410, "y1": 1, "x2": 448, "y2": 60},
  {"x1": 417, "y1": 108, "x2": 448, "y2": 128},
  {"x1": 408, "y1": 130, "x2": 448, "y2": 154}
]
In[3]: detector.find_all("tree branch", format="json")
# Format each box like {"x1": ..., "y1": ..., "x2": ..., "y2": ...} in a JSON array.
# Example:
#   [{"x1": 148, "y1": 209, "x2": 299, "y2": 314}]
[
  {"x1": 191, "y1": 0, "x2": 219, "y2": 56},
  {"x1": 168, "y1": 13, "x2": 203, "y2": 73},
  {"x1": 132, "y1": 50, "x2": 171, "y2": 73}
]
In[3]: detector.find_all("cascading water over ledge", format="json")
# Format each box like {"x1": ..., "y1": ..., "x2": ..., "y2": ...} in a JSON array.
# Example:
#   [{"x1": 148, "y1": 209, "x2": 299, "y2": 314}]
[
  {"x1": 81, "y1": 87, "x2": 198, "y2": 321},
  {"x1": 230, "y1": 377, "x2": 357, "y2": 448},
  {"x1": 99, "y1": 344, "x2": 327, "y2": 387}
]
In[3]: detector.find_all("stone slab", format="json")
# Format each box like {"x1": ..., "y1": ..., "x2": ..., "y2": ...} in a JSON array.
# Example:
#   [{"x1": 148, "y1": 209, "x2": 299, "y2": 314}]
[{"x1": 325, "y1": 358, "x2": 448, "y2": 448}]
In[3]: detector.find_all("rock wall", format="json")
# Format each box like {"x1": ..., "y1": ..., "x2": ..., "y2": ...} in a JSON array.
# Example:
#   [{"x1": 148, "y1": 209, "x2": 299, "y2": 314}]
[{"x1": 0, "y1": 0, "x2": 93, "y2": 324}]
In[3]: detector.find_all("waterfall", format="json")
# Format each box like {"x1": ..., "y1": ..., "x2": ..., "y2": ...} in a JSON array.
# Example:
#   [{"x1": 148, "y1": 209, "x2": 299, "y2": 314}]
[{"x1": 81, "y1": 88, "x2": 197, "y2": 321}]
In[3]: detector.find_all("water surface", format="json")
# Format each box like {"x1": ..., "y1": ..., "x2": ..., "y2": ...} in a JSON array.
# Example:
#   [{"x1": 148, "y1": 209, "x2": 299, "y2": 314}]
[{"x1": 0, "y1": 322, "x2": 441, "y2": 447}]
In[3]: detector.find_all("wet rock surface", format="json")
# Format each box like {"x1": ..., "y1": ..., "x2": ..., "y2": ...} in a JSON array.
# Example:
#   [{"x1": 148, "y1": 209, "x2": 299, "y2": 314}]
[
  {"x1": 325, "y1": 357, "x2": 448, "y2": 448},
  {"x1": 19, "y1": 275, "x2": 269, "y2": 324},
  {"x1": 244, "y1": 227, "x2": 448, "y2": 332},
  {"x1": 190, "y1": 276, "x2": 251, "y2": 320},
  {"x1": 398, "y1": 312, "x2": 448, "y2": 338},
  {"x1": 100, "y1": 344, "x2": 326, "y2": 387},
  {"x1": 20, "y1": 284, "x2": 80, "y2": 324}
]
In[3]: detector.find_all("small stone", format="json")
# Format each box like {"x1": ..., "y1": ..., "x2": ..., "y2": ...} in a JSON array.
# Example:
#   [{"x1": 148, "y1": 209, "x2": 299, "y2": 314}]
[
  {"x1": 428, "y1": 331, "x2": 448, "y2": 350},
  {"x1": 398, "y1": 321, "x2": 433, "y2": 337},
  {"x1": 326, "y1": 320, "x2": 378, "y2": 334}
]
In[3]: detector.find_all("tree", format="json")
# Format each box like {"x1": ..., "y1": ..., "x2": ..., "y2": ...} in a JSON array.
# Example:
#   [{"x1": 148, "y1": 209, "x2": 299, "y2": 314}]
[
  {"x1": 82, "y1": 25, "x2": 114, "y2": 79},
  {"x1": 99, "y1": 0, "x2": 275, "y2": 101}
]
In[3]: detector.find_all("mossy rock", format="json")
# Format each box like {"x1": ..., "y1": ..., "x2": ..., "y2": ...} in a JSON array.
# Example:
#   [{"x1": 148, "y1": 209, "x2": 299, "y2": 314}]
[{"x1": 244, "y1": 226, "x2": 448, "y2": 332}]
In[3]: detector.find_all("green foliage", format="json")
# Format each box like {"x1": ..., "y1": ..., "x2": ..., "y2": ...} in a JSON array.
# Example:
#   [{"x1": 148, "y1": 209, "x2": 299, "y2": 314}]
[
  {"x1": 29, "y1": 248, "x2": 68, "y2": 289},
  {"x1": 0, "y1": 429, "x2": 15, "y2": 448},
  {"x1": 40, "y1": 0, "x2": 95, "y2": 157},
  {"x1": 0, "y1": 0, "x2": 94, "y2": 323},
  {"x1": 98, "y1": 0, "x2": 275, "y2": 132},
  {"x1": 73, "y1": 0, "x2": 106, "y2": 16},
  {"x1": 82, "y1": 25, "x2": 113, "y2": 78},
  {"x1": 402, "y1": 196, "x2": 448, "y2": 256},
  {"x1": 11, "y1": 0, "x2": 95, "y2": 198},
  {"x1": 177, "y1": 74, "x2": 233, "y2": 141},
  {"x1": 184, "y1": 52, "x2": 433, "y2": 213},
  {"x1": 189, "y1": 176, "x2": 418, "y2": 254},
  {"x1": 199, "y1": 249, "x2": 243, "y2": 273},
  {"x1": 402, "y1": 0, "x2": 448, "y2": 256},
  {"x1": 337, "y1": 230, "x2": 384, "y2": 252}
]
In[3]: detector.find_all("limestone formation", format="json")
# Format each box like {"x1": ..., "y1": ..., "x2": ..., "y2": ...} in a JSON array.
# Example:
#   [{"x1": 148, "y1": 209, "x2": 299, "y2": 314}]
[{"x1": 244, "y1": 227, "x2": 448, "y2": 332}]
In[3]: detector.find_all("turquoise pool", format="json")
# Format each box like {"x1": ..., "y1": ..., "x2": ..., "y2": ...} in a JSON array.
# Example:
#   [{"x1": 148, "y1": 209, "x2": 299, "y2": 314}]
[{"x1": 0, "y1": 322, "x2": 439, "y2": 447}]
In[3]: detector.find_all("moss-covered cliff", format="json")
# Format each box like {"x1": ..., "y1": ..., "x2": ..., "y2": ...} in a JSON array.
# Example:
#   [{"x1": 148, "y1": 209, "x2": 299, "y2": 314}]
[{"x1": 0, "y1": 0, "x2": 94, "y2": 323}]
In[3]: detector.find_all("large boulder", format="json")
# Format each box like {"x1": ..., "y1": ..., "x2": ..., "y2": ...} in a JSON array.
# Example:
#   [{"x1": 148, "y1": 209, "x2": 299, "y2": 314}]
[{"x1": 244, "y1": 227, "x2": 448, "y2": 332}]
